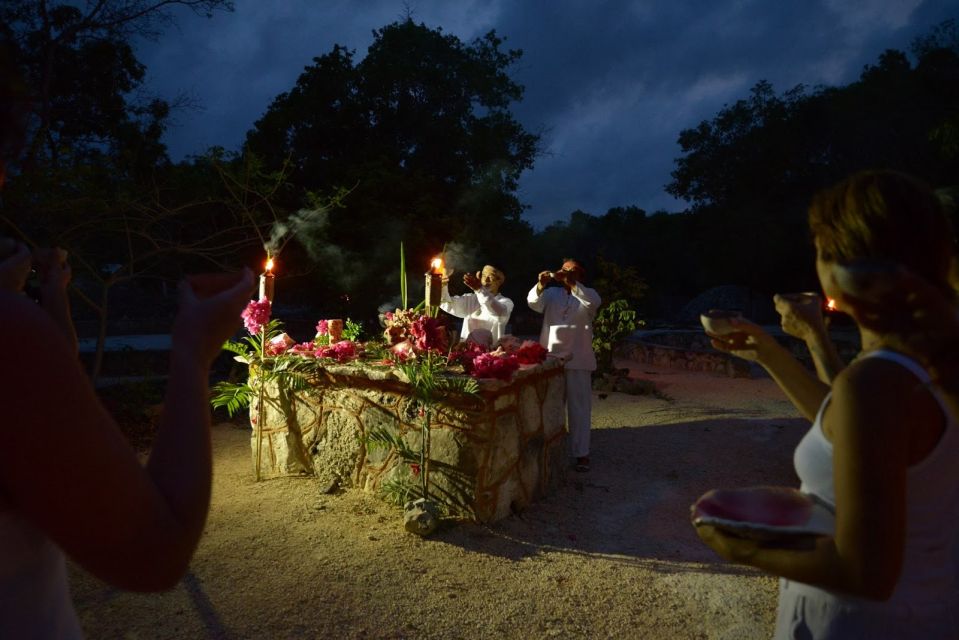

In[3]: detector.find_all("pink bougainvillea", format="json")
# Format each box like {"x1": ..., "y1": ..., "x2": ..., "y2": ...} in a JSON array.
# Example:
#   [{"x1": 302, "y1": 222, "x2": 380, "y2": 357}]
[
  {"x1": 241, "y1": 298, "x2": 271, "y2": 335},
  {"x1": 290, "y1": 342, "x2": 318, "y2": 357},
  {"x1": 315, "y1": 319, "x2": 329, "y2": 336},
  {"x1": 469, "y1": 352, "x2": 520, "y2": 380},
  {"x1": 315, "y1": 340, "x2": 361, "y2": 363}
]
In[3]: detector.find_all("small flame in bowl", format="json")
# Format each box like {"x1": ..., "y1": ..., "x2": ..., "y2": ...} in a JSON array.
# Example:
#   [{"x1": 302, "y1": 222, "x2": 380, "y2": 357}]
[{"x1": 826, "y1": 297, "x2": 837, "y2": 311}]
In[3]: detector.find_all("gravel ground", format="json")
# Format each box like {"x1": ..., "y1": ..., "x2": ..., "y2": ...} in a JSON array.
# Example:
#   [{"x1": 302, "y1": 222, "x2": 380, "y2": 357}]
[{"x1": 70, "y1": 360, "x2": 806, "y2": 639}]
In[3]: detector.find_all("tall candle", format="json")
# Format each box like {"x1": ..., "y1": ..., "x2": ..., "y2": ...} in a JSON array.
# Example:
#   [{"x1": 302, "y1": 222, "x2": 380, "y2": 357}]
[
  {"x1": 259, "y1": 257, "x2": 275, "y2": 302},
  {"x1": 425, "y1": 256, "x2": 444, "y2": 308}
]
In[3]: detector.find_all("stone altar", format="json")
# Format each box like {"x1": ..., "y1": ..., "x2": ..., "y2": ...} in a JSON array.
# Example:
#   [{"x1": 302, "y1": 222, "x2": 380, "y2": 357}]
[{"x1": 249, "y1": 357, "x2": 567, "y2": 523}]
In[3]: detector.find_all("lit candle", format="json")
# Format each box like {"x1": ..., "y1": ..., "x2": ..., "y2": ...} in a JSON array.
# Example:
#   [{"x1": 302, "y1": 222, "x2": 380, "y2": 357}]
[
  {"x1": 425, "y1": 256, "x2": 443, "y2": 308},
  {"x1": 825, "y1": 297, "x2": 837, "y2": 312},
  {"x1": 259, "y1": 256, "x2": 275, "y2": 302}
]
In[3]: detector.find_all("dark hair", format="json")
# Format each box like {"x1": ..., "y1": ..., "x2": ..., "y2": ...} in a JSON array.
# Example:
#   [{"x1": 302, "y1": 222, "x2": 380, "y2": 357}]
[{"x1": 808, "y1": 170, "x2": 956, "y2": 296}]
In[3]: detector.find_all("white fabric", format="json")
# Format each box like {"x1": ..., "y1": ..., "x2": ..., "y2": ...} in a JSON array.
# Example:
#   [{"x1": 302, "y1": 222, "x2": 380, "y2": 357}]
[
  {"x1": 777, "y1": 349, "x2": 959, "y2": 639},
  {"x1": 0, "y1": 510, "x2": 83, "y2": 639},
  {"x1": 440, "y1": 285, "x2": 513, "y2": 344},
  {"x1": 565, "y1": 369, "x2": 593, "y2": 457},
  {"x1": 526, "y1": 283, "x2": 601, "y2": 371}
]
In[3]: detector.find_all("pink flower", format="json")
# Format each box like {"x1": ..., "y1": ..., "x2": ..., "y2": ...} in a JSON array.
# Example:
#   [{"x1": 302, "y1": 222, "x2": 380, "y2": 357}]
[
  {"x1": 315, "y1": 340, "x2": 361, "y2": 363},
  {"x1": 410, "y1": 463, "x2": 421, "y2": 477},
  {"x1": 470, "y1": 352, "x2": 519, "y2": 380},
  {"x1": 265, "y1": 333, "x2": 295, "y2": 356},
  {"x1": 290, "y1": 342, "x2": 318, "y2": 357},
  {"x1": 410, "y1": 316, "x2": 448, "y2": 353},
  {"x1": 448, "y1": 339, "x2": 489, "y2": 372},
  {"x1": 241, "y1": 298, "x2": 271, "y2": 335},
  {"x1": 390, "y1": 340, "x2": 415, "y2": 362},
  {"x1": 315, "y1": 319, "x2": 329, "y2": 336}
]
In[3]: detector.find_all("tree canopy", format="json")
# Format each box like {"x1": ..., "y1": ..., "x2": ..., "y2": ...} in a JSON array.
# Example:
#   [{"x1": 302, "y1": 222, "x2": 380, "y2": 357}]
[{"x1": 245, "y1": 19, "x2": 540, "y2": 315}]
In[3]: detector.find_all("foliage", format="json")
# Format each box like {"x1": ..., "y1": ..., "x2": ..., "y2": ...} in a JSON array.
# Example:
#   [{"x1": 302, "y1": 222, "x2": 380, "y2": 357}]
[
  {"x1": 343, "y1": 319, "x2": 364, "y2": 342},
  {"x1": 245, "y1": 19, "x2": 539, "y2": 319},
  {"x1": 592, "y1": 299, "x2": 640, "y2": 376},
  {"x1": 394, "y1": 352, "x2": 480, "y2": 502}
]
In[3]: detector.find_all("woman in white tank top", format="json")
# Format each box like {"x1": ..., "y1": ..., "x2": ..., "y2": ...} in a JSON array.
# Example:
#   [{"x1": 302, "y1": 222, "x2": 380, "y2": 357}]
[{"x1": 696, "y1": 170, "x2": 959, "y2": 639}]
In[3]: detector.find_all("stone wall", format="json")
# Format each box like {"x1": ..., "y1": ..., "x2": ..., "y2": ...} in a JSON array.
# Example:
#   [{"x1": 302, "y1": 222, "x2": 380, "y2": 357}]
[
  {"x1": 617, "y1": 334, "x2": 752, "y2": 378},
  {"x1": 249, "y1": 358, "x2": 567, "y2": 523}
]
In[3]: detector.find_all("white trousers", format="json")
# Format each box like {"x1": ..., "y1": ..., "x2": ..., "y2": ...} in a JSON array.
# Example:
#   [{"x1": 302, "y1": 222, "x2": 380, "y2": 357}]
[{"x1": 565, "y1": 369, "x2": 593, "y2": 458}]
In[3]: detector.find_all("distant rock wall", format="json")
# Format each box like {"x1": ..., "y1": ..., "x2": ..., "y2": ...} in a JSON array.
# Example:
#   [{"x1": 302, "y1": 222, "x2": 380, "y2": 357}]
[
  {"x1": 249, "y1": 358, "x2": 567, "y2": 522},
  {"x1": 617, "y1": 332, "x2": 752, "y2": 378}
]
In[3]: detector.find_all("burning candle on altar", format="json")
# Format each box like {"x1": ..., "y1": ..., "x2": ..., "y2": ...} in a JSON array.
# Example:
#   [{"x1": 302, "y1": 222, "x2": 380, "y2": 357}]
[
  {"x1": 259, "y1": 256, "x2": 275, "y2": 302},
  {"x1": 425, "y1": 256, "x2": 444, "y2": 308},
  {"x1": 825, "y1": 297, "x2": 838, "y2": 312}
]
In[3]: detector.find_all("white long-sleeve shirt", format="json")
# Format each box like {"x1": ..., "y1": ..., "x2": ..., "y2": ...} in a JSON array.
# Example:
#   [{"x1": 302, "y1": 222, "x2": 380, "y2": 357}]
[
  {"x1": 527, "y1": 283, "x2": 601, "y2": 371},
  {"x1": 440, "y1": 285, "x2": 514, "y2": 344}
]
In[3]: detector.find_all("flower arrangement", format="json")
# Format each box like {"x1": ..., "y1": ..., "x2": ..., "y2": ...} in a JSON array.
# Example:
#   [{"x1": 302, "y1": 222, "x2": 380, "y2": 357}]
[{"x1": 448, "y1": 337, "x2": 548, "y2": 380}]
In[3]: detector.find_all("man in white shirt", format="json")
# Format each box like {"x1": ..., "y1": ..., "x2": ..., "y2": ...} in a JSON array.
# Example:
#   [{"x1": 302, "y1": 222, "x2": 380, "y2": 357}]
[
  {"x1": 527, "y1": 259, "x2": 601, "y2": 472},
  {"x1": 440, "y1": 265, "x2": 514, "y2": 347}
]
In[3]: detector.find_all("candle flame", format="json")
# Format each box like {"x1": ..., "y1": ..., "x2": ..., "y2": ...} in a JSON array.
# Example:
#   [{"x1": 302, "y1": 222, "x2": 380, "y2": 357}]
[
  {"x1": 826, "y1": 297, "x2": 837, "y2": 311},
  {"x1": 265, "y1": 257, "x2": 274, "y2": 273},
  {"x1": 430, "y1": 257, "x2": 444, "y2": 275}
]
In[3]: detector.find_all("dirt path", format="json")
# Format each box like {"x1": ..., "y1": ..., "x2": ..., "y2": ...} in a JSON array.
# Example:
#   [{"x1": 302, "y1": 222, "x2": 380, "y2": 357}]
[{"x1": 70, "y1": 362, "x2": 806, "y2": 639}]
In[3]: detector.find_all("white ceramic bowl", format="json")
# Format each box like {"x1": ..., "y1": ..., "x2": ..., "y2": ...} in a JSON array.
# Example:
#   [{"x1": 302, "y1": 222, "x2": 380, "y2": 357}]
[{"x1": 699, "y1": 309, "x2": 743, "y2": 335}]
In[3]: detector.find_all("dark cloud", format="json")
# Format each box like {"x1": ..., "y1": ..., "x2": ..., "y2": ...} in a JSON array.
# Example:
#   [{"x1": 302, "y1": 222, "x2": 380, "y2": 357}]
[{"x1": 136, "y1": 1, "x2": 959, "y2": 228}]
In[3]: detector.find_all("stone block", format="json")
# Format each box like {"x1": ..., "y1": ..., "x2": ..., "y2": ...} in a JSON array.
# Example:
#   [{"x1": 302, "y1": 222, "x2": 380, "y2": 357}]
[
  {"x1": 518, "y1": 385, "x2": 542, "y2": 437},
  {"x1": 488, "y1": 414, "x2": 519, "y2": 483},
  {"x1": 249, "y1": 359, "x2": 566, "y2": 522}
]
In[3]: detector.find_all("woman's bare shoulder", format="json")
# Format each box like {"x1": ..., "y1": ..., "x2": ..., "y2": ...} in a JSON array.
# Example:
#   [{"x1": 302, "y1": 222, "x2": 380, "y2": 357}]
[{"x1": 832, "y1": 353, "x2": 940, "y2": 432}]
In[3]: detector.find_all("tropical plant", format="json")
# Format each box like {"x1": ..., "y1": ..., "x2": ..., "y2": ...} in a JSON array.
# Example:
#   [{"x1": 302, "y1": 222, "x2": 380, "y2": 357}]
[
  {"x1": 592, "y1": 299, "x2": 641, "y2": 376},
  {"x1": 397, "y1": 351, "x2": 479, "y2": 500}
]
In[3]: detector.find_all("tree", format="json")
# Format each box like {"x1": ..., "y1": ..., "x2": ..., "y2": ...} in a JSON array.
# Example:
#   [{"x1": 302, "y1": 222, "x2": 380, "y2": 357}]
[
  {"x1": 2, "y1": 0, "x2": 233, "y2": 173},
  {"x1": 246, "y1": 19, "x2": 539, "y2": 317}
]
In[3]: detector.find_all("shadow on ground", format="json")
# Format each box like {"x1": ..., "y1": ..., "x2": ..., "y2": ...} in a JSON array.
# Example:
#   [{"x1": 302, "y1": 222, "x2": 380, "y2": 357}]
[{"x1": 435, "y1": 416, "x2": 808, "y2": 573}]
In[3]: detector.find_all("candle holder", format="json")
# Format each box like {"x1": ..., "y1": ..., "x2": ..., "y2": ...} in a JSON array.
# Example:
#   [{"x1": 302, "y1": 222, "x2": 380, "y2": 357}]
[
  {"x1": 327, "y1": 318, "x2": 344, "y2": 343},
  {"x1": 259, "y1": 272, "x2": 275, "y2": 302},
  {"x1": 425, "y1": 272, "x2": 442, "y2": 308}
]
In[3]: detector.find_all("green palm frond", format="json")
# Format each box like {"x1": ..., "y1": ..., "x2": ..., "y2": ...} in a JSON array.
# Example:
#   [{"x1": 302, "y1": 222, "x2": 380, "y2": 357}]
[
  {"x1": 210, "y1": 381, "x2": 253, "y2": 417},
  {"x1": 364, "y1": 426, "x2": 416, "y2": 460}
]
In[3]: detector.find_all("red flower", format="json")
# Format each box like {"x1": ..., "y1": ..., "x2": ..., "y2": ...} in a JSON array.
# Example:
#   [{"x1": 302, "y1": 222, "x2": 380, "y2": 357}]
[
  {"x1": 410, "y1": 463, "x2": 421, "y2": 477},
  {"x1": 514, "y1": 340, "x2": 548, "y2": 365}
]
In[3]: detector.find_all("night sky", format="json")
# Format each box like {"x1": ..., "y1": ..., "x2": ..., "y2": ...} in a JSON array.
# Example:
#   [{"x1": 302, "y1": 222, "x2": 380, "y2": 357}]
[{"x1": 135, "y1": 0, "x2": 958, "y2": 229}]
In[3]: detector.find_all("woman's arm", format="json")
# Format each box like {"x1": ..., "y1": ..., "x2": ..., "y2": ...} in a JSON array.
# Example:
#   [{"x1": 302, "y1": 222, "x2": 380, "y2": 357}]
[
  {"x1": 35, "y1": 248, "x2": 78, "y2": 356},
  {"x1": 696, "y1": 357, "x2": 922, "y2": 599},
  {"x1": 709, "y1": 320, "x2": 830, "y2": 420},
  {"x1": 773, "y1": 293, "x2": 844, "y2": 384},
  {"x1": 0, "y1": 270, "x2": 253, "y2": 592}
]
